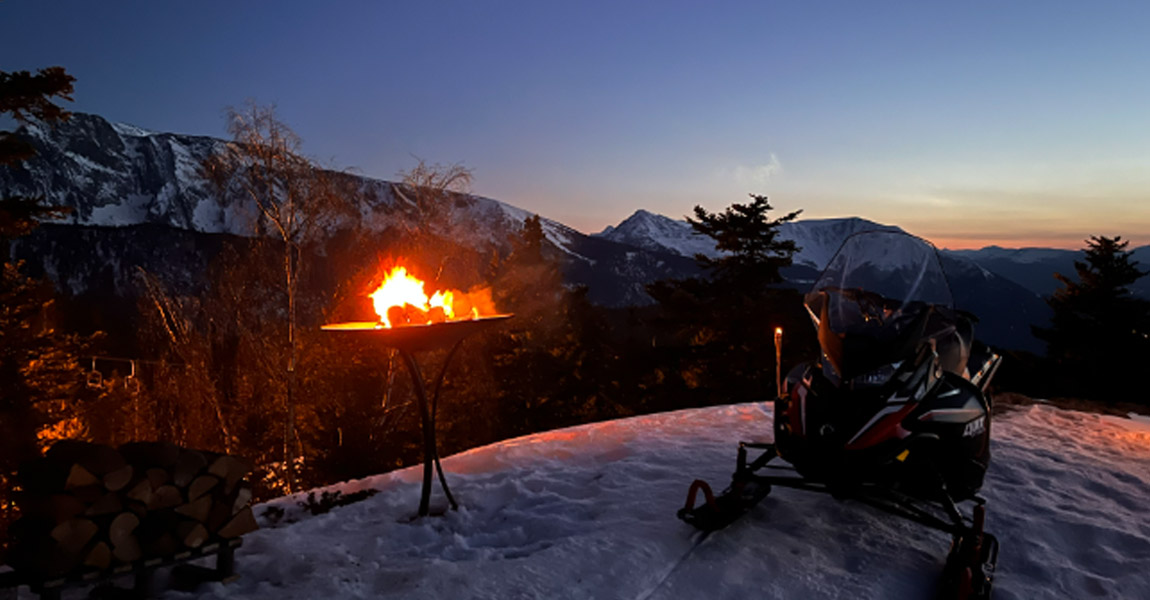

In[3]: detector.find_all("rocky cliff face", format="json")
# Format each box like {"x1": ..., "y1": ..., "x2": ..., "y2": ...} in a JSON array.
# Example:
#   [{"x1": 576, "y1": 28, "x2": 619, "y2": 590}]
[
  {"x1": 0, "y1": 113, "x2": 695, "y2": 310},
  {"x1": 1, "y1": 114, "x2": 237, "y2": 232}
]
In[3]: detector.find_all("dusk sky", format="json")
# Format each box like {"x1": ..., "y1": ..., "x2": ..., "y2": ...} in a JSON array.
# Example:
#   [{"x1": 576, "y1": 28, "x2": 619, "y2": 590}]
[{"x1": 3, "y1": 1, "x2": 1148, "y2": 249}]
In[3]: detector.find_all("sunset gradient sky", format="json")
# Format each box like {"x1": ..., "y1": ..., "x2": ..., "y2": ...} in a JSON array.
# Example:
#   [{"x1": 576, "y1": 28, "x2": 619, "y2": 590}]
[{"x1": 3, "y1": 1, "x2": 1148, "y2": 249}]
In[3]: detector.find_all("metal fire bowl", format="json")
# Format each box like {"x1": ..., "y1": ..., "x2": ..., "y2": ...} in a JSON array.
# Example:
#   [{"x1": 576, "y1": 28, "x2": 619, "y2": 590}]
[{"x1": 321, "y1": 314, "x2": 513, "y2": 352}]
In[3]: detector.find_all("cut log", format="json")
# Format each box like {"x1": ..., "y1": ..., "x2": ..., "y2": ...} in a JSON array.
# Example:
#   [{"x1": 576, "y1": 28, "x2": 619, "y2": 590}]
[
  {"x1": 173, "y1": 450, "x2": 208, "y2": 488},
  {"x1": 148, "y1": 485, "x2": 183, "y2": 510},
  {"x1": 232, "y1": 486, "x2": 253, "y2": 515},
  {"x1": 111, "y1": 536, "x2": 142, "y2": 563},
  {"x1": 124, "y1": 478, "x2": 153, "y2": 505},
  {"x1": 207, "y1": 455, "x2": 253, "y2": 494},
  {"x1": 119, "y1": 441, "x2": 181, "y2": 469},
  {"x1": 102, "y1": 464, "x2": 134, "y2": 492},
  {"x1": 175, "y1": 495, "x2": 212, "y2": 523},
  {"x1": 206, "y1": 501, "x2": 229, "y2": 533},
  {"x1": 109, "y1": 512, "x2": 140, "y2": 540},
  {"x1": 49, "y1": 518, "x2": 99, "y2": 556},
  {"x1": 109, "y1": 512, "x2": 141, "y2": 563},
  {"x1": 63, "y1": 464, "x2": 100, "y2": 490},
  {"x1": 83, "y1": 540, "x2": 112, "y2": 570},
  {"x1": 70, "y1": 483, "x2": 105, "y2": 505},
  {"x1": 217, "y1": 506, "x2": 258, "y2": 539},
  {"x1": 146, "y1": 467, "x2": 169, "y2": 489},
  {"x1": 187, "y1": 474, "x2": 220, "y2": 501},
  {"x1": 175, "y1": 521, "x2": 208, "y2": 549},
  {"x1": 84, "y1": 492, "x2": 124, "y2": 517},
  {"x1": 125, "y1": 499, "x2": 148, "y2": 517}
]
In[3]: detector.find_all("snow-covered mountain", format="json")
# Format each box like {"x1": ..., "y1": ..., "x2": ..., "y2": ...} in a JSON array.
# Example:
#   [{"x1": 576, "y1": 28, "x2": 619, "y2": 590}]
[
  {"x1": 32, "y1": 400, "x2": 1137, "y2": 600},
  {"x1": 595, "y1": 209, "x2": 725, "y2": 261},
  {"x1": 1, "y1": 113, "x2": 581, "y2": 249},
  {"x1": 595, "y1": 210, "x2": 1051, "y2": 352},
  {"x1": 597, "y1": 210, "x2": 1150, "y2": 301},
  {"x1": 595, "y1": 210, "x2": 902, "y2": 271},
  {"x1": 0, "y1": 113, "x2": 697, "y2": 308},
  {"x1": 0, "y1": 113, "x2": 1065, "y2": 351}
]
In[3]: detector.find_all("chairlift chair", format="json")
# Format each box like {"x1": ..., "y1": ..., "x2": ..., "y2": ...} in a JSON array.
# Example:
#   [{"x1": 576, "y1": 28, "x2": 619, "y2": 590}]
[{"x1": 86, "y1": 358, "x2": 103, "y2": 389}]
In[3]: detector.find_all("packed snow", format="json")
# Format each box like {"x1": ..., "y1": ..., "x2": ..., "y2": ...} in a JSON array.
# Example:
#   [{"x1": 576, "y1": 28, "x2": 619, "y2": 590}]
[{"x1": 7, "y1": 402, "x2": 1131, "y2": 599}]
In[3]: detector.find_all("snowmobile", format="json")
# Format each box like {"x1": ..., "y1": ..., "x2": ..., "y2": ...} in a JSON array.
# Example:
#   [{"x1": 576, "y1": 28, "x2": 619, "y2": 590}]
[{"x1": 678, "y1": 231, "x2": 1003, "y2": 600}]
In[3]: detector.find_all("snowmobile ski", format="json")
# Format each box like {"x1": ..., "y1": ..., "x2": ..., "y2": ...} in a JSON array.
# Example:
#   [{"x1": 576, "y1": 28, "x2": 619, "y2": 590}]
[
  {"x1": 678, "y1": 476, "x2": 772, "y2": 532},
  {"x1": 677, "y1": 442, "x2": 776, "y2": 531}
]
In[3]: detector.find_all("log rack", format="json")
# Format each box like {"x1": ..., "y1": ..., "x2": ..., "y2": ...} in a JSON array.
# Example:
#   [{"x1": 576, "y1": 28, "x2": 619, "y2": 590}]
[
  {"x1": 322, "y1": 315, "x2": 512, "y2": 517},
  {"x1": 0, "y1": 537, "x2": 241, "y2": 600}
]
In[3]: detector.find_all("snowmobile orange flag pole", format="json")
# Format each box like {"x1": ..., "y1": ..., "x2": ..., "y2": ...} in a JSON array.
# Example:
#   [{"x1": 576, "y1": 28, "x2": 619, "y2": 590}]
[{"x1": 775, "y1": 327, "x2": 783, "y2": 398}]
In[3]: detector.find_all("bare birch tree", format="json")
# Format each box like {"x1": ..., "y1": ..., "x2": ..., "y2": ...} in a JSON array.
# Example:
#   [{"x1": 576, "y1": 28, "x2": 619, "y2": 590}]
[
  {"x1": 392, "y1": 159, "x2": 472, "y2": 245},
  {"x1": 203, "y1": 102, "x2": 354, "y2": 492}
]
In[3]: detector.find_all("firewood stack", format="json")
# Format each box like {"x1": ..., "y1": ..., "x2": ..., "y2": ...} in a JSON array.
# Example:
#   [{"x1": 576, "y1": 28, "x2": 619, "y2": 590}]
[{"x1": 6, "y1": 441, "x2": 258, "y2": 578}]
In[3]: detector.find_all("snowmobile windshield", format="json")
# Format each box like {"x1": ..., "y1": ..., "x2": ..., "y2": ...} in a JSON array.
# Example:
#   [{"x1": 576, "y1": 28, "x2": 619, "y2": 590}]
[{"x1": 805, "y1": 231, "x2": 956, "y2": 381}]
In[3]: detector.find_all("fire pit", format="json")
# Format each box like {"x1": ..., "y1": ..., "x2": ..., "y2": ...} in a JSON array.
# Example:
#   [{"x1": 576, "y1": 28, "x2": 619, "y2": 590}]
[{"x1": 323, "y1": 266, "x2": 511, "y2": 517}]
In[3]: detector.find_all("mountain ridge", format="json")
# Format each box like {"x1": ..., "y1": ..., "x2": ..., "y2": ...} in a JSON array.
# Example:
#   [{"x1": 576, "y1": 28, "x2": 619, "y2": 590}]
[{"x1": 2, "y1": 112, "x2": 1053, "y2": 351}]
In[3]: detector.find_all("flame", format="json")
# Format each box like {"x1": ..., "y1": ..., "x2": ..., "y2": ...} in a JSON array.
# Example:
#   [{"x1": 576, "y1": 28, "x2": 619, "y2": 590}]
[{"x1": 368, "y1": 265, "x2": 495, "y2": 328}]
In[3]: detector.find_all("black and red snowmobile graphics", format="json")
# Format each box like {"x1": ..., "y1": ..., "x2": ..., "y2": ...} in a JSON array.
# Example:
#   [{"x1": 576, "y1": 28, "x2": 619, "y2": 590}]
[{"x1": 679, "y1": 231, "x2": 1003, "y2": 600}]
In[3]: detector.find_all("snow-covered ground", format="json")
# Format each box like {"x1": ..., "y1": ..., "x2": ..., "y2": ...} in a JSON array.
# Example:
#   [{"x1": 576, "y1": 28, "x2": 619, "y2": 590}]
[{"x1": 17, "y1": 403, "x2": 1149, "y2": 599}]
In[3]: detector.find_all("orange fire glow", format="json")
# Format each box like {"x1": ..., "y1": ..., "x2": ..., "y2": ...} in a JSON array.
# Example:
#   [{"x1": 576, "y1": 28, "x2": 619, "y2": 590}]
[{"x1": 368, "y1": 265, "x2": 494, "y2": 328}]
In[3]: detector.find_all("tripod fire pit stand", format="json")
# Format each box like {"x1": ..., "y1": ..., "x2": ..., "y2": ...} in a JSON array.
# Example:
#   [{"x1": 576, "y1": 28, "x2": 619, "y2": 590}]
[{"x1": 322, "y1": 315, "x2": 512, "y2": 517}]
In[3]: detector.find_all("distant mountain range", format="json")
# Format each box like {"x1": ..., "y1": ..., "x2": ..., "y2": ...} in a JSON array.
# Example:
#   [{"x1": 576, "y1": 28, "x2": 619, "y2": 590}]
[
  {"x1": 595, "y1": 208, "x2": 1150, "y2": 300},
  {"x1": 595, "y1": 209, "x2": 905, "y2": 271},
  {"x1": 9, "y1": 112, "x2": 1146, "y2": 354},
  {"x1": 592, "y1": 210, "x2": 1054, "y2": 353},
  {"x1": 949, "y1": 245, "x2": 1150, "y2": 300}
]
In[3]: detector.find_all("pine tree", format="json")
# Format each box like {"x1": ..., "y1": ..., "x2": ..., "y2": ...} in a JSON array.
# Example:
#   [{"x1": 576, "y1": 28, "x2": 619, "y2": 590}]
[
  {"x1": 648, "y1": 195, "x2": 809, "y2": 405},
  {"x1": 0, "y1": 68, "x2": 74, "y2": 249},
  {"x1": 0, "y1": 66, "x2": 95, "y2": 561},
  {"x1": 1034, "y1": 235, "x2": 1150, "y2": 401},
  {"x1": 686, "y1": 194, "x2": 802, "y2": 291}
]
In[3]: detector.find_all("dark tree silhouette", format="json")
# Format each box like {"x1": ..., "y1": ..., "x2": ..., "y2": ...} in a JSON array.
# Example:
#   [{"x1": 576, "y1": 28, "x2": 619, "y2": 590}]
[
  {"x1": 648, "y1": 195, "x2": 809, "y2": 405},
  {"x1": 1034, "y1": 235, "x2": 1150, "y2": 402},
  {"x1": 0, "y1": 66, "x2": 94, "y2": 561},
  {"x1": 0, "y1": 68, "x2": 74, "y2": 246},
  {"x1": 687, "y1": 194, "x2": 802, "y2": 291}
]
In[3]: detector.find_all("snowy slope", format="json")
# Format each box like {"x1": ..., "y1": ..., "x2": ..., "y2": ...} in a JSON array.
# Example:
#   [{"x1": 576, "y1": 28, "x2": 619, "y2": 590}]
[
  {"x1": 0, "y1": 113, "x2": 583, "y2": 262},
  {"x1": 25, "y1": 402, "x2": 1134, "y2": 600},
  {"x1": 595, "y1": 209, "x2": 724, "y2": 261}
]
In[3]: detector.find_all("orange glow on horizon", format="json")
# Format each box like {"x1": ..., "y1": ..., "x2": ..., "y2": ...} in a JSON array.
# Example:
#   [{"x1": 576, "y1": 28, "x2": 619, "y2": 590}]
[{"x1": 930, "y1": 236, "x2": 1090, "y2": 251}]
